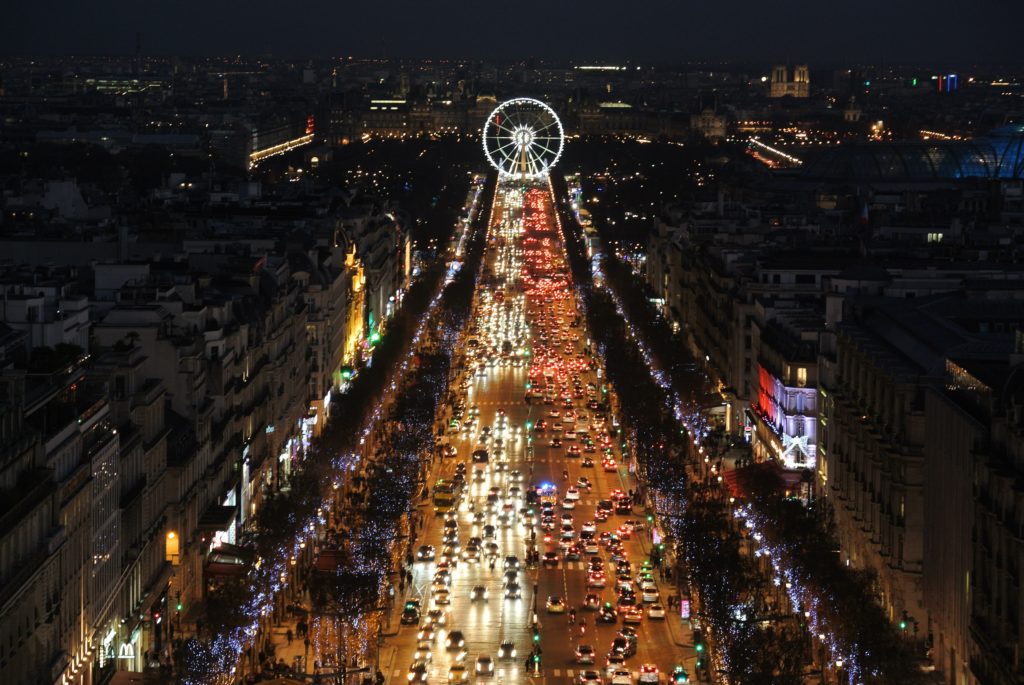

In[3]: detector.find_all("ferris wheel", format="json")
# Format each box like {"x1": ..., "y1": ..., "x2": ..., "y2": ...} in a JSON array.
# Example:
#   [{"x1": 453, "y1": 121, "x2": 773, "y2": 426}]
[{"x1": 482, "y1": 97, "x2": 565, "y2": 180}]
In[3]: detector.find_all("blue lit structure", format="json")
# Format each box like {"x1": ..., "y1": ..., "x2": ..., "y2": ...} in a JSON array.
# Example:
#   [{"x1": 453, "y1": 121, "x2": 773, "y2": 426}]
[{"x1": 801, "y1": 124, "x2": 1024, "y2": 181}]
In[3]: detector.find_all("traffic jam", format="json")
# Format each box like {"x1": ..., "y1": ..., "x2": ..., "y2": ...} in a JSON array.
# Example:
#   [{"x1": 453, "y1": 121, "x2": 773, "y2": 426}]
[{"x1": 390, "y1": 182, "x2": 690, "y2": 685}]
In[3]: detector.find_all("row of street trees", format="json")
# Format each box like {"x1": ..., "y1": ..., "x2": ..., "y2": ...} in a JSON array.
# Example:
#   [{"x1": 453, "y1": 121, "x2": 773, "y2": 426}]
[
  {"x1": 179, "y1": 173, "x2": 495, "y2": 684},
  {"x1": 551, "y1": 177, "x2": 920, "y2": 684}
]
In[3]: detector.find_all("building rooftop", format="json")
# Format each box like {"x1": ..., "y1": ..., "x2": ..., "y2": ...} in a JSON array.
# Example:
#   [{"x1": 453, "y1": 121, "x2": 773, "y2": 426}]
[{"x1": 801, "y1": 125, "x2": 1024, "y2": 181}]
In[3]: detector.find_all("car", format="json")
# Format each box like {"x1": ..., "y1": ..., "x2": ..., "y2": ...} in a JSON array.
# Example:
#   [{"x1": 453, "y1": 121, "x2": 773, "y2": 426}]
[
  {"x1": 413, "y1": 640, "x2": 433, "y2": 662},
  {"x1": 647, "y1": 604, "x2": 666, "y2": 619},
  {"x1": 562, "y1": 498, "x2": 576, "y2": 510},
  {"x1": 470, "y1": 585, "x2": 489, "y2": 601},
  {"x1": 584, "y1": 540, "x2": 601, "y2": 555},
  {"x1": 605, "y1": 654, "x2": 628, "y2": 678},
  {"x1": 407, "y1": 660, "x2": 430, "y2": 683},
  {"x1": 670, "y1": 666, "x2": 691, "y2": 684},
  {"x1": 416, "y1": 545, "x2": 436, "y2": 561},
  {"x1": 609, "y1": 670, "x2": 633, "y2": 685},
  {"x1": 433, "y1": 589, "x2": 451, "y2": 605},
  {"x1": 543, "y1": 551, "x2": 560, "y2": 567},
  {"x1": 448, "y1": 663, "x2": 469, "y2": 683},
  {"x1": 638, "y1": 664, "x2": 660, "y2": 684},
  {"x1": 445, "y1": 630, "x2": 466, "y2": 649},
  {"x1": 546, "y1": 595, "x2": 566, "y2": 613},
  {"x1": 426, "y1": 609, "x2": 447, "y2": 626},
  {"x1": 577, "y1": 671, "x2": 603, "y2": 685},
  {"x1": 641, "y1": 588, "x2": 660, "y2": 603},
  {"x1": 623, "y1": 607, "x2": 644, "y2": 624},
  {"x1": 584, "y1": 593, "x2": 602, "y2": 610},
  {"x1": 597, "y1": 604, "x2": 618, "y2": 623},
  {"x1": 498, "y1": 640, "x2": 517, "y2": 659},
  {"x1": 576, "y1": 644, "x2": 597, "y2": 664},
  {"x1": 565, "y1": 486, "x2": 581, "y2": 501},
  {"x1": 565, "y1": 544, "x2": 582, "y2": 560},
  {"x1": 603, "y1": 461, "x2": 618, "y2": 472},
  {"x1": 504, "y1": 555, "x2": 521, "y2": 570},
  {"x1": 462, "y1": 545, "x2": 480, "y2": 562},
  {"x1": 581, "y1": 457, "x2": 595, "y2": 468},
  {"x1": 475, "y1": 655, "x2": 495, "y2": 676},
  {"x1": 610, "y1": 637, "x2": 636, "y2": 658},
  {"x1": 417, "y1": 624, "x2": 436, "y2": 641},
  {"x1": 587, "y1": 572, "x2": 607, "y2": 588},
  {"x1": 401, "y1": 602, "x2": 420, "y2": 625}
]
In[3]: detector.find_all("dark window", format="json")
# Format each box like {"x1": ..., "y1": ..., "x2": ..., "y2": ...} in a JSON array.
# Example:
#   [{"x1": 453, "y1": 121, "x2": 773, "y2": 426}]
[{"x1": 795, "y1": 274, "x2": 816, "y2": 285}]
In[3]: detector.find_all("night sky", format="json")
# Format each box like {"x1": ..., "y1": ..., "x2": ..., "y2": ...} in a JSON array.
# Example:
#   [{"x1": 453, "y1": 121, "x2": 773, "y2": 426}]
[{"x1": 5, "y1": 0, "x2": 1022, "y2": 65}]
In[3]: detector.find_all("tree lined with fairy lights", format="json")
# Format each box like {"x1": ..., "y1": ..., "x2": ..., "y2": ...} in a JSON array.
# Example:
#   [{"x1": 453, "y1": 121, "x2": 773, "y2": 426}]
[
  {"x1": 553, "y1": 176, "x2": 924, "y2": 683},
  {"x1": 187, "y1": 174, "x2": 495, "y2": 684}
]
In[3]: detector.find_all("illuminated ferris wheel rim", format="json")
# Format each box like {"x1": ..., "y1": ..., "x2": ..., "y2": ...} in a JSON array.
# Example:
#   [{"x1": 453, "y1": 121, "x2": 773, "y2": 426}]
[{"x1": 482, "y1": 97, "x2": 565, "y2": 180}]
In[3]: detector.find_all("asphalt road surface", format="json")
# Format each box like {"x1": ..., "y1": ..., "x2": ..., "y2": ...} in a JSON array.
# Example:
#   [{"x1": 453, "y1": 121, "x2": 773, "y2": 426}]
[{"x1": 384, "y1": 182, "x2": 690, "y2": 685}]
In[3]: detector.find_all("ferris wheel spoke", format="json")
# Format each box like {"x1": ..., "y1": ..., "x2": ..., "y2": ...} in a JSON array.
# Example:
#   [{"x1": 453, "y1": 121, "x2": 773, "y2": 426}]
[
  {"x1": 535, "y1": 121, "x2": 559, "y2": 138},
  {"x1": 493, "y1": 137, "x2": 518, "y2": 157},
  {"x1": 532, "y1": 147, "x2": 548, "y2": 176},
  {"x1": 532, "y1": 145, "x2": 549, "y2": 173},
  {"x1": 533, "y1": 143, "x2": 558, "y2": 162},
  {"x1": 500, "y1": 146, "x2": 520, "y2": 174}
]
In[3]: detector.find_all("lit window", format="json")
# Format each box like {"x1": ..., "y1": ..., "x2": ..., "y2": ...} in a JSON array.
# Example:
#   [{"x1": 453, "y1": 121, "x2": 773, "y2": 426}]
[{"x1": 796, "y1": 367, "x2": 807, "y2": 387}]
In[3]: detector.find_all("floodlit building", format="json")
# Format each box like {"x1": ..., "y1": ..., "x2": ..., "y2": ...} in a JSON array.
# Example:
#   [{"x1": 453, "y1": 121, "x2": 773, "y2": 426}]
[{"x1": 769, "y1": 64, "x2": 810, "y2": 98}]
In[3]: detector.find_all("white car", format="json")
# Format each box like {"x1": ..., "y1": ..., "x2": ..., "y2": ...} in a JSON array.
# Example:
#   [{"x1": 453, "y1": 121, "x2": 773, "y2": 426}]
[
  {"x1": 647, "y1": 604, "x2": 666, "y2": 619},
  {"x1": 641, "y1": 588, "x2": 660, "y2": 603},
  {"x1": 562, "y1": 498, "x2": 576, "y2": 510},
  {"x1": 610, "y1": 669, "x2": 633, "y2": 685},
  {"x1": 638, "y1": 665, "x2": 660, "y2": 684},
  {"x1": 565, "y1": 487, "x2": 581, "y2": 501}
]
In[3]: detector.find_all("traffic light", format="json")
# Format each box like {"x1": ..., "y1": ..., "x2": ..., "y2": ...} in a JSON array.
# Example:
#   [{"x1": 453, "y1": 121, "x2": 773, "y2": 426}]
[
  {"x1": 695, "y1": 642, "x2": 704, "y2": 655},
  {"x1": 526, "y1": 421, "x2": 533, "y2": 430},
  {"x1": 176, "y1": 601, "x2": 183, "y2": 612},
  {"x1": 526, "y1": 382, "x2": 532, "y2": 389},
  {"x1": 899, "y1": 619, "x2": 907, "y2": 631},
  {"x1": 647, "y1": 514, "x2": 654, "y2": 523},
  {"x1": 532, "y1": 629, "x2": 540, "y2": 643}
]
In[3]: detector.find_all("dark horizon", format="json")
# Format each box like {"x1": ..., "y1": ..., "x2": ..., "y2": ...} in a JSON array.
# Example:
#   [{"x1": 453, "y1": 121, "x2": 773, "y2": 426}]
[{"x1": 6, "y1": 0, "x2": 1024, "y2": 68}]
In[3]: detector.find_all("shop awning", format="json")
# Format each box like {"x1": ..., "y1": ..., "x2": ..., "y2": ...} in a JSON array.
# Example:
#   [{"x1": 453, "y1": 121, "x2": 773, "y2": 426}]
[
  {"x1": 197, "y1": 504, "x2": 236, "y2": 531},
  {"x1": 722, "y1": 461, "x2": 785, "y2": 498},
  {"x1": 205, "y1": 561, "x2": 248, "y2": 577}
]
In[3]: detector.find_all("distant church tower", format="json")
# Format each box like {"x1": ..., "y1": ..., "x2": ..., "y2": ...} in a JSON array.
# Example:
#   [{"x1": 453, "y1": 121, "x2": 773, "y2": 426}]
[{"x1": 769, "y1": 64, "x2": 810, "y2": 98}]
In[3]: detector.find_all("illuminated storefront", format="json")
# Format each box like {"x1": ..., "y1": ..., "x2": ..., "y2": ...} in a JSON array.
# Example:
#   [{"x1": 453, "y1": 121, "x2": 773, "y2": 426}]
[{"x1": 752, "y1": 363, "x2": 817, "y2": 471}]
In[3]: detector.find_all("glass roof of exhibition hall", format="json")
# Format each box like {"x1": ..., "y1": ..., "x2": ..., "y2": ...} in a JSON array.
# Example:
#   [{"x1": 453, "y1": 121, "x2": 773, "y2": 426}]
[{"x1": 800, "y1": 124, "x2": 1024, "y2": 181}]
